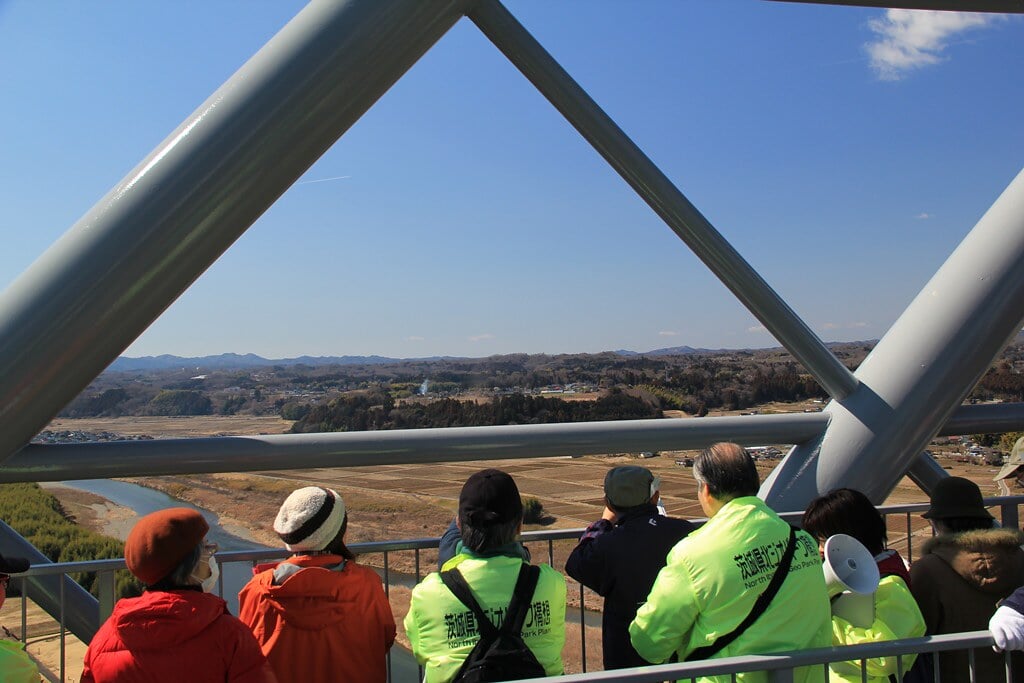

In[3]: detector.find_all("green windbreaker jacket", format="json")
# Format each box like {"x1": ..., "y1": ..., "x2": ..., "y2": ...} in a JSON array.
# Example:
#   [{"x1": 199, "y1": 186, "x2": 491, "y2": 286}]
[
  {"x1": 0, "y1": 639, "x2": 40, "y2": 683},
  {"x1": 405, "y1": 554, "x2": 566, "y2": 683},
  {"x1": 629, "y1": 496, "x2": 832, "y2": 683},
  {"x1": 828, "y1": 574, "x2": 925, "y2": 683}
]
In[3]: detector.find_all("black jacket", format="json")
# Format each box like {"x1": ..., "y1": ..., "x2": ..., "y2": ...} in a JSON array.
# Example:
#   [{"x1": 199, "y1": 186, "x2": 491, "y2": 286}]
[{"x1": 564, "y1": 505, "x2": 694, "y2": 669}]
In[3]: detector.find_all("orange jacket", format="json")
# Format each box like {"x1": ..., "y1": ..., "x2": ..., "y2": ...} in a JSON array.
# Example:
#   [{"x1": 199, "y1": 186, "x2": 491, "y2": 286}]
[{"x1": 238, "y1": 555, "x2": 395, "y2": 683}]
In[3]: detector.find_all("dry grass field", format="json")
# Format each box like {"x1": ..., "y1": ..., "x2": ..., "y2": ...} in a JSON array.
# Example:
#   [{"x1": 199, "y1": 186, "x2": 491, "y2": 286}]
[{"x1": 46, "y1": 415, "x2": 293, "y2": 438}]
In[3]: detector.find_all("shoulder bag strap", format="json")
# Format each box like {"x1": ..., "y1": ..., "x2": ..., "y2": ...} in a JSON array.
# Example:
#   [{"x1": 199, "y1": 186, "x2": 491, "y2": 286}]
[
  {"x1": 687, "y1": 525, "x2": 798, "y2": 661},
  {"x1": 502, "y1": 564, "x2": 540, "y2": 634},
  {"x1": 440, "y1": 568, "x2": 499, "y2": 641}
]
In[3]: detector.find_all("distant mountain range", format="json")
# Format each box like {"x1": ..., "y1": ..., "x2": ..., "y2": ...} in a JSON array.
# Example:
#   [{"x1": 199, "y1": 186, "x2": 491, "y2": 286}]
[
  {"x1": 107, "y1": 344, "x2": 818, "y2": 372},
  {"x1": 614, "y1": 346, "x2": 704, "y2": 357}
]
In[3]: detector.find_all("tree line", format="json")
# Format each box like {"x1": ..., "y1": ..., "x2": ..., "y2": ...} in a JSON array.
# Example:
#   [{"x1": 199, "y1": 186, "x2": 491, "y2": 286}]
[
  {"x1": 0, "y1": 483, "x2": 140, "y2": 599},
  {"x1": 58, "y1": 341, "x2": 1024, "y2": 420},
  {"x1": 289, "y1": 389, "x2": 662, "y2": 433}
]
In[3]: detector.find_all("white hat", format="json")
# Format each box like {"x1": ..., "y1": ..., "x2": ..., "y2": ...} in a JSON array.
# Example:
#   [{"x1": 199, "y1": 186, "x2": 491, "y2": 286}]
[{"x1": 274, "y1": 487, "x2": 346, "y2": 552}]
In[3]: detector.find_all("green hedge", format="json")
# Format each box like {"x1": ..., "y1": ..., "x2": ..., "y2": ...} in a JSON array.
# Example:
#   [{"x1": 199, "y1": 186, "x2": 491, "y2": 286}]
[{"x1": 0, "y1": 483, "x2": 141, "y2": 599}]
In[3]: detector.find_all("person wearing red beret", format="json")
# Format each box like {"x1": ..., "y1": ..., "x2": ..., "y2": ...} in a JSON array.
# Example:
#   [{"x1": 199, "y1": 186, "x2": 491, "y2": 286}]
[{"x1": 81, "y1": 508, "x2": 277, "y2": 683}]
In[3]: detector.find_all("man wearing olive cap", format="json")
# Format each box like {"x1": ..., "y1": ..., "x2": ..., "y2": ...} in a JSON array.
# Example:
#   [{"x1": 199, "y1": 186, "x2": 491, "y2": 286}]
[{"x1": 565, "y1": 465, "x2": 694, "y2": 669}]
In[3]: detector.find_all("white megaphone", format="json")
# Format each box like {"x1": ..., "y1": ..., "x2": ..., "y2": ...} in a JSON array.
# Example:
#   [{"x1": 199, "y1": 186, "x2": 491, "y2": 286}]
[{"x1": 822, "y1": 534, "x2": 880, "y2": 629}]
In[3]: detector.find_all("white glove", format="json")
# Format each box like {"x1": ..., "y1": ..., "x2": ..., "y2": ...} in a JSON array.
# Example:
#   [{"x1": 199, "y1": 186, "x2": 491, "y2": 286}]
[{"x1": 990, "y1": 604, "x2": 1024, "y2": 652}]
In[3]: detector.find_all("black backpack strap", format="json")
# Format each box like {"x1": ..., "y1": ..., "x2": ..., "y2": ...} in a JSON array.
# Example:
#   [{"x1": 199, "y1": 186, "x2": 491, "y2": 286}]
[
  {"x1": 503, "y1": 564, "x2": 540, "y2": 634},
  {"x1": 441, "y1": 567, "x2": 500, "y2": 641},
  {"x1": 440, "y1": 564, "x2": 540, "y2": 638},
  {"x1": 687, "y1": 526, "x2": 798, "y2": 661}
]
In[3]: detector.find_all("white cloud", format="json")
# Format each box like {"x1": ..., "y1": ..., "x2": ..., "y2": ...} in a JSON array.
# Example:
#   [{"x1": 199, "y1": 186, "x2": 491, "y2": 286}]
[
  {"x1": 747, "y1": 325, "x2": 768, "y2": 334},
  {"x1": 915, "y1": 212, "x2": 932, "y2": 220},
  {"x1": 821, "y1": 322, "x2": 841, "y2": 330},
  {"x1": 468, "y1": 333, "x2": 494, "y2": 343},
  {"x1": 406, "y1": 335, "x2": 424, "y2": 342},
  {"x1": 659, "y1": 330, "x2": 679, "y2": 337},
  {"x1": 865, "y1": 10, "x2": 998, "y2": 81},
  {"x1": 850, "y1": 322, "x2": 869, "y2": 329}
]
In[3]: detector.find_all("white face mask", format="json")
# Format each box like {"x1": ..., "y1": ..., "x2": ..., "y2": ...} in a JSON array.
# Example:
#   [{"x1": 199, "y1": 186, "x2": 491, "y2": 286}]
[{"x1": 192, "y1": 555, "x2": 220, "y2": 593}]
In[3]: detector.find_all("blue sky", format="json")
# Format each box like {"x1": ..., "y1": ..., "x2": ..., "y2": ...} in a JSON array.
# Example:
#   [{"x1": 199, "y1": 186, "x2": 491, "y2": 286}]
[{"x1": 1, "y1": 2, "x2": 1021, "y2": 359}]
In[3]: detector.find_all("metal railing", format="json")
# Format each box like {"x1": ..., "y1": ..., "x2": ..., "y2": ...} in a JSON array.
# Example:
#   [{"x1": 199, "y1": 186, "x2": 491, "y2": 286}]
[
  {"x1": 5, "y1": 496, "x2": 1023, "y2": 682},
  {"x1": 541, "y1": 631, "x2": 1012, "y2": 683}
]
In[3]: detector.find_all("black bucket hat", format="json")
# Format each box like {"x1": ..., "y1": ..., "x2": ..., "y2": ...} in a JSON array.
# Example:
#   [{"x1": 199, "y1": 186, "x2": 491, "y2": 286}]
[
  {"x1": 0, "y1": 550, "x2": 29, "y2": 574},
  {"x1": 922, "y1": 476, "x2": 993, "y2": 520}
]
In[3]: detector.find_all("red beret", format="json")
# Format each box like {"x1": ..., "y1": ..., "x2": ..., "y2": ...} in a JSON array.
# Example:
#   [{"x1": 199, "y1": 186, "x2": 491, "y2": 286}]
[{"x1": 125, "y1": 508, "x2": 209, "y2": 585}]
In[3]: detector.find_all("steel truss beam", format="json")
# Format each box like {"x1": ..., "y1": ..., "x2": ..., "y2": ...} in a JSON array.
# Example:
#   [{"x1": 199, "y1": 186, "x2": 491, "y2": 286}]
[
  {"x1": 0, "y1": 0, "x2": 475, "y2": 464},
  {"x1": 470, "y1": 0, "x2": 859, "y2": 402},
  {"x1": 763, "y1": 170, "x2": 1024, "y2": 509},
  {"x1": 0, "y1": 413, "x2": 828, "y2": 483},
  {"x1": 4, "y1": 401, "x2": 1022, "y2": 484}
]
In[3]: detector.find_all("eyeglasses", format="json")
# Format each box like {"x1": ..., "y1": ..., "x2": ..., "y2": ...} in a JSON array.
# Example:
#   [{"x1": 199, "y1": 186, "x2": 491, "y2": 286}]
[{"x1": 201, "y1": 542, "x2": 219, "y2": 557}]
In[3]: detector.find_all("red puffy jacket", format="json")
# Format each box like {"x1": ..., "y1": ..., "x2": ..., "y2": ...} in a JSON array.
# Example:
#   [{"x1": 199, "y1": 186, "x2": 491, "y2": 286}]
[
  {"x1": 238, "y1": 555, "x2": 395, "y2": 683},
  {"x1": 81, "y1": 589, "x2": 276, "y2": 683}
]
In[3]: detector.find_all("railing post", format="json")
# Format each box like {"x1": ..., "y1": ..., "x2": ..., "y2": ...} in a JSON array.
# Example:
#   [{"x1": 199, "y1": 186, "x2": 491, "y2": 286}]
[
  {"x1": 769, "y1": 667, "x2": 796, "y2": 683},
  {"x1": 60, "y1": 574, "x2": 66, "y2": 681},
  {"x1": 579, "y1": 582, "x2": 587, "y2": 673},
  {"x1": 1000, "y1": 501, "x2": 1020, "y2": 530},
  {"x1": 19, "y1": 576, "x2": 27, "y2": 642},
  {"x1": 96, "y1": 569, "x2": 116, "y2": 623}
]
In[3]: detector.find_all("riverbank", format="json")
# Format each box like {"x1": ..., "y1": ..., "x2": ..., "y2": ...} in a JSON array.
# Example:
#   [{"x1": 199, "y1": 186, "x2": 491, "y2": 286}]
[
  {"x1": 42, "y1": 481, "x2": 274, "y2": 548},
  {"x1": 39, "y1": 485, "x2": 133, "y2": 538}
]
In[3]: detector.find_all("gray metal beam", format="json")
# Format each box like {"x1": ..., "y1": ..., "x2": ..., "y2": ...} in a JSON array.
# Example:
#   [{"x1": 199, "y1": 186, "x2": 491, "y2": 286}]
[
  {"x1": 0, "y1": 412, "x2": 829, "y2": 483},
  {"x1": 765, "y1": 0, "x2": 1024, "y2": 12},
  {"x1": 912, "y1": 400, "x2": 1024, "y2": 495},
  {"x1": 907, "y1": 452, "x2": 951, "y2": 493},
  {"x1": 5, "y1": 399, "x2": 1018, "y2": 485},
  {"x1": 468, "y1": 0, "x2": 859, "y2": 402},
  {"x1": 0, "y1": 0, "x2": 475, "y2": 464},
  {"x1": 763, "y1": 169, "x2": 1024, "y2": 510},
  {"x1": 939, "y1": 402, "x2": 1024, "y2": 436},
  {"x1": 0, "y1": 521, "x2": 98, "y2": 642}
]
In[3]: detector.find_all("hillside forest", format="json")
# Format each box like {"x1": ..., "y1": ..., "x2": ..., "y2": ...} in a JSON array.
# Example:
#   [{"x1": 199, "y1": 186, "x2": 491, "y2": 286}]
[{"x1": 53, "y1": 342, "x2": 1024, "y2": 435}]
